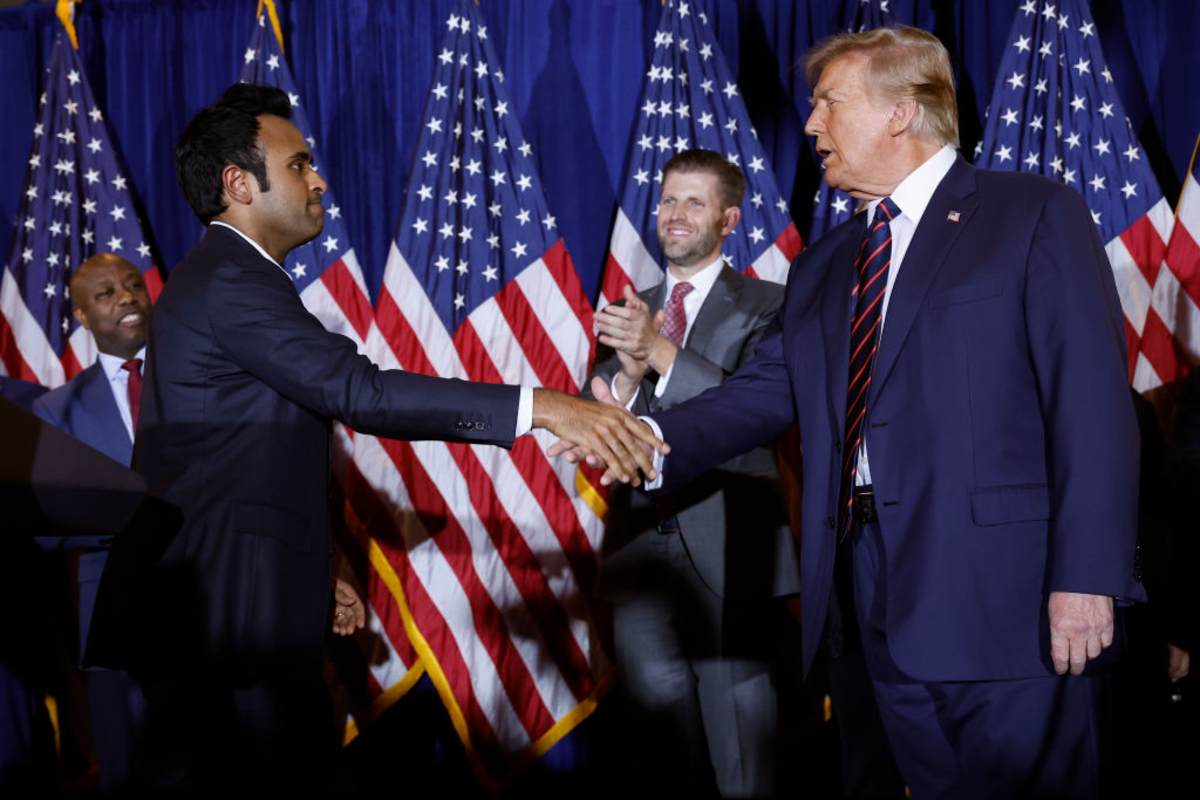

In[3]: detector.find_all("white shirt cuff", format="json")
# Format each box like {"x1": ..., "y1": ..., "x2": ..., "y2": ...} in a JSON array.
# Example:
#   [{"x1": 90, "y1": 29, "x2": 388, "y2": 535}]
[
  {"x1": 640, "y1": 415, "x2": 666, "y2": 490},
  {"x1": 515, "y1": 386, "x2": 534, "y2": 437},
  {"x1": 653, "y1": 361, "x2": 674, "y2": 398}
]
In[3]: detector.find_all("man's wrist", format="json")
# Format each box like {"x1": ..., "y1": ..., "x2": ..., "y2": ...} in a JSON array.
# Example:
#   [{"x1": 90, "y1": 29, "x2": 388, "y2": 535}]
[
  {"x1": 646, "y1": 336, "x2": 678, "y2": 375},
  {"x1": 530, "y1": 386, "x2": 560, "y2": 430}
]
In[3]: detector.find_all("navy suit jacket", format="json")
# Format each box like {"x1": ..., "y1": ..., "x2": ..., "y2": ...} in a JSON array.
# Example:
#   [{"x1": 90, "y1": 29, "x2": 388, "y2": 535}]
[
  {"x1": 652, "y1": 157, "x2": 1142, "y2": 682},
  {"x1": 33, "y1": 362, "x2": 132, "y2": 467},
  {"x1": 134, "y1": 224, "x2": 520, "y2": 679}
]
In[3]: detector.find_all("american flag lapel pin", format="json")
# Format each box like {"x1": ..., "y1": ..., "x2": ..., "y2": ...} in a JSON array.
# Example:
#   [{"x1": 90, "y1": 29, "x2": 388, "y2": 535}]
[{"x1": 947, "y1": 210, "x2": 961, "y2": 223}]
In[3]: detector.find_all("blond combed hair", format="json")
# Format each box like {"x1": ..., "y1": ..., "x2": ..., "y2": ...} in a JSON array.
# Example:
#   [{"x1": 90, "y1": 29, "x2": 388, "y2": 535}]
[{"x1": 805, "y1": 25, "x2": 959, "y2": 148}]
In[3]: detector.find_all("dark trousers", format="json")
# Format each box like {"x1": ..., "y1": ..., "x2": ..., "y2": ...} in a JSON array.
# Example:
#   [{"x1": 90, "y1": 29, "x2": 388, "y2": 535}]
[
  {"x1": 851, "y1": 520, "x2": 1102, "y2": 799},
  {"x1": 604, "y1": 529, "x2": 783, "y2": 797},
  {"x1": 137, "y1": 662, "x2": 335, "y2": 792}
]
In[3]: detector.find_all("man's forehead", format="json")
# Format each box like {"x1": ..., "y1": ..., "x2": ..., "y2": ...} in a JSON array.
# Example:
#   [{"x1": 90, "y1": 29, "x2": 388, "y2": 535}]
[
  {"x1": 814, "y1": 52, "x2": 869, "y2": 93},
  {"x1": 77, "y1": 257, "x2": 137, "y2": 281},
  {"x1": 257, "y1": 114, "x2": 309, "y2": 156},
  {"x1": 662, "y1": 170, "x2": 720, "y2": 194}
]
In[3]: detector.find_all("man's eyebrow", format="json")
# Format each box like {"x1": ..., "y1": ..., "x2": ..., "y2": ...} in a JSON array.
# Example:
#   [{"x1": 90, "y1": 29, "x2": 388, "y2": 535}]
[{"x1": 289, "y1": 151, "x2": 313, "y2": 164}]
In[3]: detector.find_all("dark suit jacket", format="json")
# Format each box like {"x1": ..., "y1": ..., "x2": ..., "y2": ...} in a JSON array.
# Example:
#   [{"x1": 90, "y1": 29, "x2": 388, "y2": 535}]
[
  {"x1": 134, "y1": 224, "x2": 520, "y2": 679},
  {"x1": 651, "y1": 158, "x2": 1142, "y2": 681},
  {"x1": 593, "y1": 266, "x2": 799, "y2": 600},
  {"x1": 33, "y1": 362, "x2": 132, "y2": 466}
]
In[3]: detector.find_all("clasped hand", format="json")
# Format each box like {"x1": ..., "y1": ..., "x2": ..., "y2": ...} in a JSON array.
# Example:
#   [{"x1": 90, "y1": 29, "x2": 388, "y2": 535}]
[{"x1": 535, "y1": 382, "x2": 667, "y2": 486}]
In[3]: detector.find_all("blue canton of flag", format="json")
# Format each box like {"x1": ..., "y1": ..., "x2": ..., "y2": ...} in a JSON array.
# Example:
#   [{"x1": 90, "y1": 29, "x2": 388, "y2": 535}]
[
  {"x1": 395, "y1": 12, "x2": 565, "y2": 333},
  {"x1": 974, "y1": 0, "x2": 1180, "y2": 391},
  {"x1": 348, "y1": 1, "x2": 607, "y2": 789},
  {"x1": 602, "y1": 0, "x2": 802, "y2": 306},
  {"x1": 808, "y1": 0, "x2": 894, "y2": 241},
  {"x1": 1, "y1": 34, "x2": 159, "y2": 387},
  {"x1": 238, "y1": 12, "x2": 373, "y2": 348}
]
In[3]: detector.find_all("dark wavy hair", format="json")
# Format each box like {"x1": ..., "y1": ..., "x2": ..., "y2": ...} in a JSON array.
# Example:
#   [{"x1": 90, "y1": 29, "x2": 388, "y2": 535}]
[{"x1": 174, "y1": 83, "x2": 293, "y2": 223}]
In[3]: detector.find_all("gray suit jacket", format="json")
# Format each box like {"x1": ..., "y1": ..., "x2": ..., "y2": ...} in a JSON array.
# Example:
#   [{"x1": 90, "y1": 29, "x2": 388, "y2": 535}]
[{"x1": 592, "y1": 266, "x2": 800, "y2": 599}]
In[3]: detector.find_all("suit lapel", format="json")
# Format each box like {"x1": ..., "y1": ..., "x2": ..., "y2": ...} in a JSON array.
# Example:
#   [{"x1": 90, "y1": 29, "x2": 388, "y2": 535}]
[
  {"x1": 684, "y1": 266, "x2": 743, "y2": 360},
  {"x1": 78, "y1": 363, "x2": 133, "y2": 464},
  {"x1": 822, "y1": 219, "x2": 868, "y2": 437},
  {"x1": 870, "y1": 158, "x2": 979, "y2": 404}
]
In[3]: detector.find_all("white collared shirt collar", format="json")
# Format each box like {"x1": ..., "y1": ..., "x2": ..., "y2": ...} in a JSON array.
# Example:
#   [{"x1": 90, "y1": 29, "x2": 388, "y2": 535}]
[
  {"x1": 663, "y1": 253, "x2": 724, "y2": 311},
  {"x1": 209, "y1": 220, "x2": 290, "y2": 278},
  {"x1": 865, "y1": 143, "x2": 957, "y2": 228},
  {"x1": 97, "y1": 345, "x2": 147, "y2": 381}
]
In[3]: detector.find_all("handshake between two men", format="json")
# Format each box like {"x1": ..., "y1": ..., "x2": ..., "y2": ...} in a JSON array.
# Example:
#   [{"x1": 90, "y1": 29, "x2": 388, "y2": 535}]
[{"x1": 537, "y1": 283, "x2": 670, "y2": 486}]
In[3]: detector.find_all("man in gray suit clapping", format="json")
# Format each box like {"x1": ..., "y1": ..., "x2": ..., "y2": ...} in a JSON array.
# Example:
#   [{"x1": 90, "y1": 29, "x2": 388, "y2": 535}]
[{"x1": 590, "y1": 149, "x2": 800, "y2": 797}]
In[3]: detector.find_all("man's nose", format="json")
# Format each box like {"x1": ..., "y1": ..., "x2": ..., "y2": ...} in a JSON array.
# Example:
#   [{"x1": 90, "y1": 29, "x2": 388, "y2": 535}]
[
  {"x1": 804, "y1": 108, "x2": 824, "y2": 137},
  {"x1": 311, "y1": 169, "x2": 328, "y2": 194}
]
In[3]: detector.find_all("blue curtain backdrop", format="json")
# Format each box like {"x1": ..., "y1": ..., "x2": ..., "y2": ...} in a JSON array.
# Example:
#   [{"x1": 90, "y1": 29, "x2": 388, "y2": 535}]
[{"x1": 2, "y1": 0, "x2": 1197, "y2": 305}]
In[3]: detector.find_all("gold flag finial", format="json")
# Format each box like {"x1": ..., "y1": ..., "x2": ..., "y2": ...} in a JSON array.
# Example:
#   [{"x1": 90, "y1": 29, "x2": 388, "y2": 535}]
[
  {"x1": 256, "y1": 0, "x2": 286, "y2": 54},
  {"x1": 56, "y1": 0, "x2": 81, "y2": 50}
]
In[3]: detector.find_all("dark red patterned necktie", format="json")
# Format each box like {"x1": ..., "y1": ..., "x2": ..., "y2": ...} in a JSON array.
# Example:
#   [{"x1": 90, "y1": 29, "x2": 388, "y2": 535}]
[
  {"x1": 659, "y1": 281, "x2": 694, "y2": 347},
  {"x1": 838, "y1": 197, "x2": 899, "y2": 531},
  {"x1": 122, "y1": 357, "x2": 143, "y2": 432}
]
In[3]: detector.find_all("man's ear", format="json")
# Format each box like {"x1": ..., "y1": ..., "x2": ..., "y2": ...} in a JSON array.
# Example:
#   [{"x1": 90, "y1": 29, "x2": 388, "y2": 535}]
[
  {"x1": 888, "y1": 97, "x2": 919, "y2": 138},
  {"x1": 720, "y1": 205, "x2": 741, "y2": 237},
  {"x1": 72, "y1": 306, "x2": 90, "y2": 332},
  {"x1": 221, "y1": 164, "x2": 255, "y2": 207}
]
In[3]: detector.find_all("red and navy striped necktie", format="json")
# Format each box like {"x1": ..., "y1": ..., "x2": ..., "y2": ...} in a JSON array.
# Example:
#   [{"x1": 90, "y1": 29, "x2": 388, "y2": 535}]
[{"x1": 838, "y1": 196, "x2": 899, "y2": 532}]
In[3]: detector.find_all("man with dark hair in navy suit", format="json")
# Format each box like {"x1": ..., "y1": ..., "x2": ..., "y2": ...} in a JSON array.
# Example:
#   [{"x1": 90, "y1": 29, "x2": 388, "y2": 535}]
[
  {"x1": 128, "y1": 82, "x2": 664, "y2": 791},
  {"x1": 33, "y1": 252, "x2": 150, "y2": 792},
  {"x1": 565, "y1": 26, "x2": 1142, "y2": 799}
]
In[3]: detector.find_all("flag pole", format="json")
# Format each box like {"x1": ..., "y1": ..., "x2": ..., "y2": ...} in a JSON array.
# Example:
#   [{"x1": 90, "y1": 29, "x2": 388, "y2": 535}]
[
  {"x1": 55, "y1": 0, "x2": 80, "y2": 50},
  {"x1": 256, "y1": 0, "x2": 285, "y2": 54}
]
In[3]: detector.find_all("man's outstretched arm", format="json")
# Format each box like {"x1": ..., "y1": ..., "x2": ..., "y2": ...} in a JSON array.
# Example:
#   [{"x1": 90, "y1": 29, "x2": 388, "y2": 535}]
[{"x1": 532, "y1": 387, "x2": 667, "y2": 486}]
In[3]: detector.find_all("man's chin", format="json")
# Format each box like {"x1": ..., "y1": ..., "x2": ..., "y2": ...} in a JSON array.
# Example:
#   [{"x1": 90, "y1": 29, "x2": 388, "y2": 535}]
[{"x1": 294, "y1": 217, "x2": 325, "y2": 248}]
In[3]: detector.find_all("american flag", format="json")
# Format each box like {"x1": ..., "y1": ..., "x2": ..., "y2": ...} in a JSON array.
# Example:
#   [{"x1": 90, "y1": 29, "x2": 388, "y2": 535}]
[
  {"x1": 807, "y1": 0, "x2": 894, "y2": 242},
  {"x1": 1160, "y1": 132, "x2": 1200, "y2": 378},
  {"x1": 348, "y1": 2, "x2": 607, "y2": 786},
  {"x1": 0, "y1": 33, "x2": 161, "y2": 387},
  {"x1": 601, "y1": 0, "x2": 802, "y2": 306},
  {"x1": 236, "y1": 5, "x2": 424, "y2": 732},
  {"x1": 974, "y1": 0, "x2": 1187, "y2": 391}
]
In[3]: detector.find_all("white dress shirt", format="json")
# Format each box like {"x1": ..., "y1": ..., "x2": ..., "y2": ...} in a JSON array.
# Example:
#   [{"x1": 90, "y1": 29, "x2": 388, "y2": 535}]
[
  {"x1": 96, "y1": 346, "x2": 146, "y2": 441},
  {"x1": 612, "y1": 254, "x2": 725, "y2": 407},
  {"x1": 855, "y1": 144, "x2": 957, "y2": 486},
  {"x1": 207, "y1": 221, "x2": 534, "y2": 435}
]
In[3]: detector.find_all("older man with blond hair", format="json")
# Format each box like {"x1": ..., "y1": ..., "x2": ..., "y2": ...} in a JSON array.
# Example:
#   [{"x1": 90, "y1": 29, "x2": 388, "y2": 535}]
[{"x1": 573, "y1": 25, "x2": 1141, "y2": 798}]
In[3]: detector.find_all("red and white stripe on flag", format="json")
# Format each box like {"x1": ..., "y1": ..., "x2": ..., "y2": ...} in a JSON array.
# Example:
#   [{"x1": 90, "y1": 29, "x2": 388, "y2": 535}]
[
  {"x1": 1151, "y1": 132, "x2": 1200, "y2": 382},
  {"x1": 344, "y1": 3, "x2": 610, "y2": 787}
]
